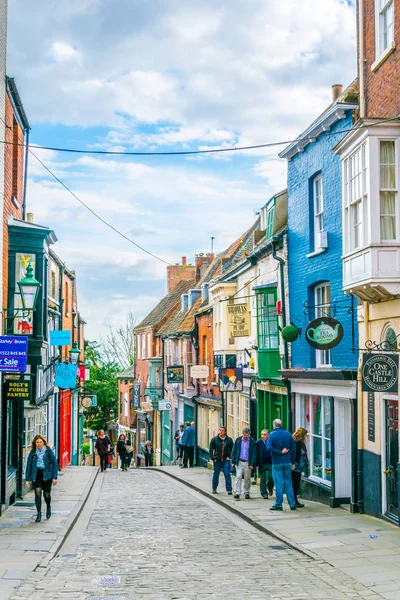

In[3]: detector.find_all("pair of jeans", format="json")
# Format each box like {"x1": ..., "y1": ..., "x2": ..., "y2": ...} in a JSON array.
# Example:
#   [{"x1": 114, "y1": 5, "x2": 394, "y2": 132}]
[
  {"x1": 272, "y1": 463, "x2": 295, "y2": 508},
  {"x1": 212, "y1": 459, "x2": 232, "y2": 492},
  {"x1": 259, "y1": 464, "x2": 274, "y2": 497},
  {"x1": 145, "y1": 454, "x2": 152, "y2": 467},
  {"x1": 235, "y1": 460, "x2": 251, "y2": 495},
  {"x1": 183, "y1": 446, "x2": 194, "y2": 467}
]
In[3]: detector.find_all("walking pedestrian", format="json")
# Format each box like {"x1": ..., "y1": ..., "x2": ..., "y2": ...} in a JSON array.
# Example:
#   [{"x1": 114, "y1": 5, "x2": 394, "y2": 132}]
[
  {"x1": 256, "y1": 429, "x2": 274, "y2": 499},
  {"x1": 267, "y1": 419, "x2": 297, "y2": 511},
  {"x1": 181, "y1": 421, "x2": 195, "y2": 468},
  {"x1": 174, "y1": 424, "x2": 185, "y2": 465},
  {"x1": 95, "y1": 429, "x2": 111, "y2": 472},
  {"x1": 144, "y1": 440, "x2": 153, "y2": 466},
  {"x1": 209, "y1": 426, "x2": 233, "y2": 495},
  {"x1": 292, "y1": 427, "x2": 309, "y2": 508},
  {"x1": 107, "y1": 442, "x2": 115, "y2": 469},
  {"x1": 117, "y1": 434, "x2": 129, "y2": 471},
  {"x1": 231, "y1": 427, "x2": 257, "y2": 500},
  {"x1": 25, "y1": 435, "x2": 58, "y2": 522}
]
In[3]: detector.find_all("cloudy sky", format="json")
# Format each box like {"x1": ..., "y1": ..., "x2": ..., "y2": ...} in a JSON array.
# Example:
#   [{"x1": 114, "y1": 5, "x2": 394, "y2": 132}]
[{"x1": 7, "y1": 0, "x2": 356, "y2": 340}]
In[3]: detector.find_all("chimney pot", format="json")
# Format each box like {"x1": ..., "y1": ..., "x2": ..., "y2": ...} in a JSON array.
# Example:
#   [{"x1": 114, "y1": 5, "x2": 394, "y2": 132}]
[
  {"x1": 27, "y1": 212, "x2": 34, "y2": 223},
  {"x1": 182, "y1": 256, "x2": 187, "y2": 265},
  {"x1": 332, "y1": 84, "x2": 343, "y2": 102}
]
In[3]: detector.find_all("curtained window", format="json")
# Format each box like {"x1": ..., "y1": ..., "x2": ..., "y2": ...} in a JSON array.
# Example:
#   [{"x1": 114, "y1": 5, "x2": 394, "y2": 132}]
[{"x1": 380, "y1": 141, "x2": 397, "y2": 241}]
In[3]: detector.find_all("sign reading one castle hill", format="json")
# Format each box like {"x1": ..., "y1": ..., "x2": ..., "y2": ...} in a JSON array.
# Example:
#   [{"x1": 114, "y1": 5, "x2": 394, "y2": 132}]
[
  {"x1": 305, "y1": 317, "x2": 344, "y2": 350},
  {"x1": 362, "y1": 353, "x2": 399, "y2": 393},
  {"x1": 226, "y1": 303, "x2": 250, "y2": 338}
]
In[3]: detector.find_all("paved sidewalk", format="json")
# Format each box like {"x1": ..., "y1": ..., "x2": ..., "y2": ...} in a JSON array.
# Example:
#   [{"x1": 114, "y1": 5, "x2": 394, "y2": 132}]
[
  {"x1": 0, "y1": 466, "x2": 97, "y2": 599},
  {"x1": 156, "y1": 465, "x2": 400, "y2": 600}
]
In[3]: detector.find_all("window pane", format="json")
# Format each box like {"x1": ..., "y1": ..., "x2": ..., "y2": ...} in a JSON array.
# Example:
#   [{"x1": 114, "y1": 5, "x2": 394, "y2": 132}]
[
  {"x1": 380, "y1": 191, "x2": 397, "y2": 240},
  {"x1": 325, "y1": 439, "x2": 332, "y2": 482},
  {"x1": 324, "y1": 397, "x2": 332, "y2": 439},
  {"x1": 312, "y1": 396, "x2": 322, "y2": 436},
  {"x1": 312, "y1": 436, "x2": 323, "y2": 479},
  {"x1": 380, "y1": 141, "x2": 396, "y2": 188}
]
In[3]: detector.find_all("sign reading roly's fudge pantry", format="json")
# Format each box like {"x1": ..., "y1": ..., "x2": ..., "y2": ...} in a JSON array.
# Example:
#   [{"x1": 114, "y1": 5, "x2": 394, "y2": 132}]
[
  {"x1": 4, "y1": 379, "x2": 32, "y2": 401},
  {"x1": 362, "y1": 353, "x2": 399, "y2": 393}
]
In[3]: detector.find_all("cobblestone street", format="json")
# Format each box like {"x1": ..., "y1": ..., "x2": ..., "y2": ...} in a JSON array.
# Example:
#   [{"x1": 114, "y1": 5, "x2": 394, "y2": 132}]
[{"x1": 10, "y1": 469, "x2": 382, "y2": 600}]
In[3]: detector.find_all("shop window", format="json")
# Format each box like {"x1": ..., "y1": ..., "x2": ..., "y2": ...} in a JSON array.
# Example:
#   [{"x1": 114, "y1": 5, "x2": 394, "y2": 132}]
[
  {"x1": 226, "y1": 354, "x2": 237, "y2": 367},
  {"x1": 299, "y1": 394, "x2": 332, "y2": 485},
  {"x1": 256, "y1": 288, "x2": 279, "y2": 349}
]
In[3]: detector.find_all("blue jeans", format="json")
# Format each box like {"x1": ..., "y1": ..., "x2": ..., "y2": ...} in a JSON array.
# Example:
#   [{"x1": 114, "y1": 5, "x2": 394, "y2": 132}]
[
  {"x1": 212, "y1": 459, "x2": 232, "y2": 492},
  {"x1": 272, "y1": 463, "x2": 295, "y2": 507}
]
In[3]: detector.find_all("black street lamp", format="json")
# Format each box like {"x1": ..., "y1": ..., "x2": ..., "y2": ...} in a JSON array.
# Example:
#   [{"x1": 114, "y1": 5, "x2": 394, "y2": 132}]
[{"x1": 68, "y1": 341, "x2": 80, "y2": 365}]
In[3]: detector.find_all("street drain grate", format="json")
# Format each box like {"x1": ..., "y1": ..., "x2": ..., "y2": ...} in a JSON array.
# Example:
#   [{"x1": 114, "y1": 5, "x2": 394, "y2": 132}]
[
  {"x1": 99, "y1": 576, "x2": 121, "y2": 585},
  {"x1": 319, "y1": 528, "x2": 361, "y2": 536},
  {"x1": 14, "y1": 502, "x2": 36, "y2": 507},
  {"x1": 59, "y1": 553, "x2": 82, "y2": 559},
  {"x1": 268, "y1": 545, "x2": 288, "y2": 551}
]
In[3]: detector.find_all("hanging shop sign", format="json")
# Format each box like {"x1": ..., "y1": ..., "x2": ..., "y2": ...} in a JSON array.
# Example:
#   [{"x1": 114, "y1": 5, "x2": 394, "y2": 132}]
[
  {"x1": 81, "y1": 395, "x2": 97, "y2": 408},
  {"x1": 190, "y1": 365, "x2": 210, "y2": 379},
  {"x1": 362, "y1": 353, "x2": 399, "y2": 393},
  {"x1": 4, "y1": 379, "x2": 32, "y2": 401},
  {"x1": 0, "y1": 335, "x2": 28, "y2": 372},
  {"x1": 132, "y1": 383, "x2": 141, "y2": 408},
  {"x1": 55, "y1": 363, "x2": 78, "y2": 389},
  {"x1": 227, "y1": 303, "x2": 251, "y2": 338},
  {"x1": 158, "y1": 400, "x2": 172, "y2": 411},
  {"x1": 49, "y1": 330, "x2": 71, "y2": 346},
  {"x1": 219, "y1": 367, "x2": 243, "y2": 392},
  {"x1": 166, "y1": 365, "x2": 184, "y2": 384},
  {"x1": 305, "y1": 317, "x2": 344, "y2": 350}
]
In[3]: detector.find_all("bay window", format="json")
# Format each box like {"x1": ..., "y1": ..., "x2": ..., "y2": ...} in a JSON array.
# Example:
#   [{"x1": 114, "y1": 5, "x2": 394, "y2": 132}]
[
  {"x1": 343, "y1": 143, "x2": 367, "y2": 253},
  {"x1": 299, "y1": 394, "x2": 332, "y2": 485},
  {"x1": 380, "y1": 140, "x2": 397, "y2": 241}
]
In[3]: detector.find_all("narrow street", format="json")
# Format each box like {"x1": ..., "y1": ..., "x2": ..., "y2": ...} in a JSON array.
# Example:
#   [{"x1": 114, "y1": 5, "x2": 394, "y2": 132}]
[{"x1": 11, "y1": 469, "x2": 379, "y2": 600}]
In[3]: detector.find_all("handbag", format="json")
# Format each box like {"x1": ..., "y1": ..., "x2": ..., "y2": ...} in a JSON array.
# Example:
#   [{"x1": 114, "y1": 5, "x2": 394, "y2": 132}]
[{"x1": 126, "y1": 445, "x2": 134, "y2": 454}]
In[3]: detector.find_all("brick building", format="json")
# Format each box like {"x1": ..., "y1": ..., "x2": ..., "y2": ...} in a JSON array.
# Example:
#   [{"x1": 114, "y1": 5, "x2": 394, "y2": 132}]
[
  {"x1": 280, "y1": 84, "x2": 359, "y2": 508},
  {"x1": 335, "y1": 0, "x2": 400, "y2": 523},
  {"x1": 0, "y1": 0, "x2": 7, "y2": 322}
]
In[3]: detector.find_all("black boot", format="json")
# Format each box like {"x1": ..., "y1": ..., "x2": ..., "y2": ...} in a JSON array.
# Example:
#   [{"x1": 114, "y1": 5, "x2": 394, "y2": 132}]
[
  {"x1": 35, "y1": 512, "x2": 41, "y2": 522},
  {"x1": 46, "y1": 506, "x2": 51, "y2": 519}
]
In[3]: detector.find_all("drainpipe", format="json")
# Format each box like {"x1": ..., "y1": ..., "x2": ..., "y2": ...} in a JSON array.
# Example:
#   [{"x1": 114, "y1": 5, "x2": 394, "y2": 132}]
[
  {"x1": 272, "y1": 234, "x2": 289, "y2": 369},
  {"x1": 358, "y1": 0, "x2": 365, "y2": 118},
  {"x1": 356, "y1": 301, "x2": 369, "y2": 514},
  {"x1": 22, "y1": 128, "x2": 30, "y2": 220}
]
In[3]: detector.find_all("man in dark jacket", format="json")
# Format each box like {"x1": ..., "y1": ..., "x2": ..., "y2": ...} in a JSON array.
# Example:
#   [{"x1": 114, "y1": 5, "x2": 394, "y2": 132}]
[
  {"x1": 267, "y1": 419, "x2": 296, "y2": 511},
  {"x1": 209, "y1": 426, "x2": 233, "y2": 495},
  {"x1": 231, "y1": 427, "x2": 257, "y2": 500},
  {"x1": 256, "y1": 429, "x2": 274, "y2": 499},
  {"x1": 181, "y1": 422, "x2": 195, "y2": 468}
]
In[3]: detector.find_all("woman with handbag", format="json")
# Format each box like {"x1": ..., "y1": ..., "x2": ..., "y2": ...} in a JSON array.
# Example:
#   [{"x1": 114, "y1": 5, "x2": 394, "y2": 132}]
[
  {"x1": 95, "y1": 429, "x2": 111, "y2": 472},
  {"x1": 144, "y1": 440, "x2": 153, "y2": 467},
  {"x1": 25, "y1": 435, "x2": 58, "y2": 523},
  {"x1": 292, "y1": 427, "x2": 309, "y2": 508}
]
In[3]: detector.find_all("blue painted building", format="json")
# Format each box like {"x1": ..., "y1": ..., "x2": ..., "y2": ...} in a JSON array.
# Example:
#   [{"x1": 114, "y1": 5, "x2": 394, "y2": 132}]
[{"x1": 280, "y1": 84, "x2": 360, "y2": 508}]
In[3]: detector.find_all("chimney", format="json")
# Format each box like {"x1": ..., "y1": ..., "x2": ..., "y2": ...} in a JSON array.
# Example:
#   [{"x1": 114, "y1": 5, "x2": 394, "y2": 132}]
[
  {"x1": 332, "y1": 84, "x2": 343, "y2": 102},
  {"x1": 182, "y1": 256, "x2": 187, "y2": 265},
  {"x1": 181, "y1": 294, "x2": 188, "y2": 311},
  {"x1": 166, "y1": 256, "x2": 196, "y2": 293},
  {"x1": 27, "y1": 213, "x2": 34, "y2": 223},
  {"x1": 195, "y1": 253, "x2": 214, "y2": 282}
]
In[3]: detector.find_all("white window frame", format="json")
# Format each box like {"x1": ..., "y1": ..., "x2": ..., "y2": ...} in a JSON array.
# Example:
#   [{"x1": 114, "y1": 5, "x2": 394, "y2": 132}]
[
  {"x1": 314, "y1": 283, "x2": 331, "y2": 368},
  {"x1": 313, "y1": 174, "x2": 324, "y2": 249},
  {"x1": 343, "y1": 143, "x2": 367, "y2": 253},
  {"x1": 375, "y1": 0, "x2": 395, "y2": 60},
  {"x1": 379, "y1": 139, "x2": 398, "y2": 242},
  {"x1": 141, "y1": 333, "x2": 146, "y2": 359}
]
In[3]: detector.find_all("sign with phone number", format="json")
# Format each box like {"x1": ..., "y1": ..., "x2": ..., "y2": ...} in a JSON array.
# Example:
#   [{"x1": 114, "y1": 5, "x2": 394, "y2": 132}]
[{"x1": 0, "y1": 336, "x2": 28, "y2": 372}]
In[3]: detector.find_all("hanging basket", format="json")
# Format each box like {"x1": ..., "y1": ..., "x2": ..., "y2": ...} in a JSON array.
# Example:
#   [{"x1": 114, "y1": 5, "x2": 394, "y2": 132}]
[{"x1": 281, "y1": 325, "x2": 299, "y2": 343}]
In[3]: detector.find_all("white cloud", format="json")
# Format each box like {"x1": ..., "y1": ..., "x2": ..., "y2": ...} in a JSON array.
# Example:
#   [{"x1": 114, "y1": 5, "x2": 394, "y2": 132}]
[{"x1": 50, "y1": 41, "x2": 80, "y2": 62}]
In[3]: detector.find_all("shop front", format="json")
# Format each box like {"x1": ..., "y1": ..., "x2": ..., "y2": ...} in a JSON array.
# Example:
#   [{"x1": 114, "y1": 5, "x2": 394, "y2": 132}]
[
  {"x1": 196, "y1": 396, "x2": 221, "y2": 466},
  {"x1": 256, "y1": 381, "x2": 289, "y2": 436},
  {"x1": 283, "y1": 371, "x2": 357, "y2": 508}
]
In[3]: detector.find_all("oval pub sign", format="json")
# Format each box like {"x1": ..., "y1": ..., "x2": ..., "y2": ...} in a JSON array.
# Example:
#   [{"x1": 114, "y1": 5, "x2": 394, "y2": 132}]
[{"x1": 305, "y1": 317, "x2": 344, "y2": 350}]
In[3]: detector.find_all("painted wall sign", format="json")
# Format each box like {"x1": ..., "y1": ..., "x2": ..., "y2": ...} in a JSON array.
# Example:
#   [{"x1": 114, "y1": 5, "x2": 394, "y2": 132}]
[
  {"x1": 227, "y1": 303, "x2": 251, "y2": 338},
  {"x1": 50, "y1": 330, "x2": 71, "y2": 346},
  {"x1": 305, "y1": 317, "x2": 344, "y2": 350},
  {"x1": 55, "y1": 363, "x2": 78, "y2": 389},
  {"x1": 132, "y1": 383, "x2": 141, "y2": 408},
  {"x1": 219, "y1": 367, "x2": 243, "y2": 392},
  {"x1": 362, "y1": 353, "x2": 399, "y2": 393},
  {"x1": 190, "y1": 365, "x2": 210, "y2": 379},
  {"x1": 367, "y1": 392, "x2": 375, "y2": 442},
  {"x1": 0, "y1": 336, "x2": 28, "y2": 372},
  {"x1": 166, "y1": 366, "x2": 184, "y2": 384},
  {"x1": 4, "y1": 379, "x2": 32, "y2": 401}
]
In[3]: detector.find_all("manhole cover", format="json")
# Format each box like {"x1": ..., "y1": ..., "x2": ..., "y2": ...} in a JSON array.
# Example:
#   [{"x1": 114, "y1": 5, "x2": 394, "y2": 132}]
[
  {"x1": 59, "y1": 553, "x2": 82, "y2": 559},
  {"x1": 319, "y1": 528, "x2": 361, "y2": 536},
  {"x1": 99, "y1": 576, "x2": 121, "y2": 585},
  {"x1": 268, "y1": 545, "x2": 288, "y2": 551}
]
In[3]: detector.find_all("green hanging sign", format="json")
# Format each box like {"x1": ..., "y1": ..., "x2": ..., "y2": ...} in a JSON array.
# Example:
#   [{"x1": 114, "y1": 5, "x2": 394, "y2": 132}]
[{"x1": 305, "y1": 317, "x2": 344, "y2": 350}]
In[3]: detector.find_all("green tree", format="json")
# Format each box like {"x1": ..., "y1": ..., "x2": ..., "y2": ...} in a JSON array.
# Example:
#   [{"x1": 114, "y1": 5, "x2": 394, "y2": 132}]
[{"x1": 84, "y1": 341, "x2": 119, "y2": 432}]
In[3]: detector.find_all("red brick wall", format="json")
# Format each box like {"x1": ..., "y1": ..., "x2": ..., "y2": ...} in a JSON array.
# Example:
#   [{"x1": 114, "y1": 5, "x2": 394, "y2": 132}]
[
  {"x1": 197, "y1": 311, "x2": 220, "y2": 398},
  {"x1": 362, "y1": 0, "x2": 400, "y2": 117},
  {"x1": 61, "y1": 271, "x2": 75, "y2": 361},
  {"x1": 3, "y1": 93, "x2": 24, "y2": 306},
  {"x1": 167, "y1": 263, "x2": 196, "y2": 293}
]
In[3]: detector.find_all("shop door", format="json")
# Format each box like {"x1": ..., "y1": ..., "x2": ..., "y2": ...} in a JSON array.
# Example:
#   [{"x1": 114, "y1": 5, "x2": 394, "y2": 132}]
[
  {"x1": 161, "y1": 410, "x2": 171, "y2": 465},
  {"x1": 385, "y1": 400, "x2": 399, "y2": 520}
]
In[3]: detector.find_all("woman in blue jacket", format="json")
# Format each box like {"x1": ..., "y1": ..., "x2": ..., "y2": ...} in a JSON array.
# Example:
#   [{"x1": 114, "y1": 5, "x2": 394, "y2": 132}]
[{"x1": 25, "y1": 435, "x2": 58, "y2": 522}]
